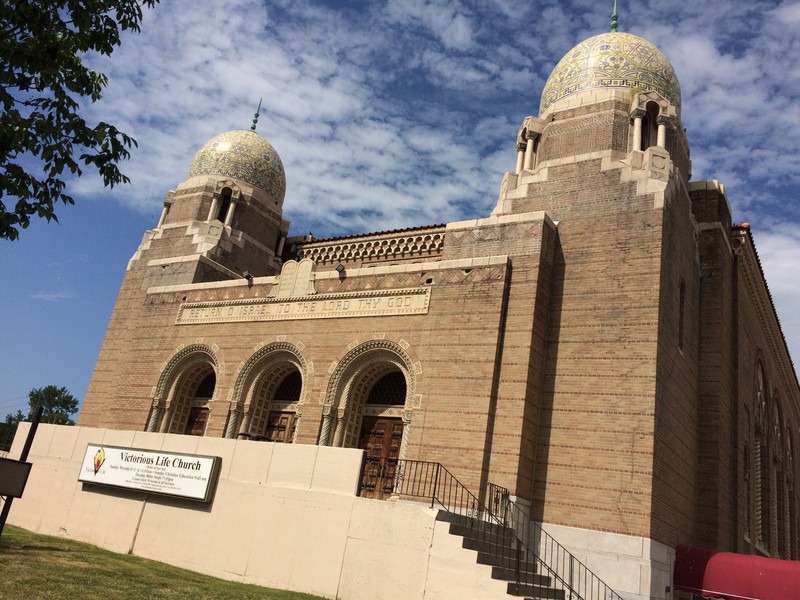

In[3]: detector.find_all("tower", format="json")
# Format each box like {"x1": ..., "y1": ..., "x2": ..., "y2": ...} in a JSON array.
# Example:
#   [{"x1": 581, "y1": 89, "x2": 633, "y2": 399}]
[{"x1": 135, "y1": 129, "x2": 290, "y2": 288}]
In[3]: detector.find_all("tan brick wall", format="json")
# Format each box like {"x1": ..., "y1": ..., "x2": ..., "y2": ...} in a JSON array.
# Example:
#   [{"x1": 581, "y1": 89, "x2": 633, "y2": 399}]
[
  {"x1": 79, "y1": 92, "x2": 800, "y2": 562},
  {"x1": 650, "y1": 181, "x2": 702, "y2": 548}
]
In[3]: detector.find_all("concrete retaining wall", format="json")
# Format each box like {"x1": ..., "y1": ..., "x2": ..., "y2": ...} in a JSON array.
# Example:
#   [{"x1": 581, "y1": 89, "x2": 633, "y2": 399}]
[{"x1": 4, "y1": 424, "x2": 511, "y2": 600}]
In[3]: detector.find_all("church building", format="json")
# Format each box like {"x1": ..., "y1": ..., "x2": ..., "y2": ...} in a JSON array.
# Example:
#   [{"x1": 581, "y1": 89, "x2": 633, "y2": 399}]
[{"x1": 75, "y1": 17, "x2": 800, "y2": 600}]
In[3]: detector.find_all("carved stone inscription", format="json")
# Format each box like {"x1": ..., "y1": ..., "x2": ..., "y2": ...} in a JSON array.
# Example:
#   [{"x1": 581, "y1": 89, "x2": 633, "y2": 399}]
[{"x1": 176, "y1": 288, "x2": 430, "y2": 324}]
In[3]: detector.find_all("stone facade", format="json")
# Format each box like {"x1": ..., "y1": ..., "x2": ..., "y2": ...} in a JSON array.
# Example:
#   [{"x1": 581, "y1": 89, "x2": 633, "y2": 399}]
[{"x1": 79, "y1": 28, "x2": 800, "y2": 599}]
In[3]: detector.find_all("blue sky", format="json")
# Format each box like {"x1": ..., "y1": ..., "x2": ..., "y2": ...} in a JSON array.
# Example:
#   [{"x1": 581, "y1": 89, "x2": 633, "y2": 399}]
[{"x1": 2, "y1": 0, "x2": 800, "y2": 418}]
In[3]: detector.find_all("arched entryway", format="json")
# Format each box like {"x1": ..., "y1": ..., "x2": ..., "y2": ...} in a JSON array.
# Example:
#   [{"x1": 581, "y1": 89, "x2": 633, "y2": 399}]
[
  {"x1": 147, "y1": 345, "x2": 219, "y2": 435},
  {"x1": 358, "y1": 370, "x2": 407, "y2": 499},
  {"x1": 322, "y1": 341, "x2": 418, "y2": 499},
  {"x1": 229, "y1": 343, "x2": 307, "y2": 442},
  {"x1": 250, "y1": 367, "x2": 302, "y2": 443},
  {"x1": 182, "y1": 369, "x2": 215, "y2": 435}
]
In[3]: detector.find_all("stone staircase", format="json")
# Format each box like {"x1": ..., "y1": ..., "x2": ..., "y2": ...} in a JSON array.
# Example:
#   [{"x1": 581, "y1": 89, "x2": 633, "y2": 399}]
[{"x1": 437, "y1": 511, "x2": 566, "y2": 600}]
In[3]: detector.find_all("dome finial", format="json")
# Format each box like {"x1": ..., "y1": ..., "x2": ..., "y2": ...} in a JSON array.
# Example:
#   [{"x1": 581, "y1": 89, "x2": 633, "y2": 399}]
[
  {"x1": 250, "y1": 98, "x2": 263, "y2": 131},
  {"x1": 611, "y1": 0, "x2": 619, "y2": 32}
]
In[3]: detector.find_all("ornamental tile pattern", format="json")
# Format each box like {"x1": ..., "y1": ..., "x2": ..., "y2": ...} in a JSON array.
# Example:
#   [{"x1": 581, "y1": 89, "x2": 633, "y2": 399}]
[
  {"x1": 188, "y1": 130, "x2": 286, "y2": 202},
  {"x1": 539, "y1": 32, "x2": 681, "y2": 114}
]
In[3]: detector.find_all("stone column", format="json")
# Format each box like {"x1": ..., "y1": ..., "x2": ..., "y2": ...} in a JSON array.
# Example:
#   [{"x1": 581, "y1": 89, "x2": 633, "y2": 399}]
[
  {"x1": 630, "y1": 108, "x2": 646, "y2": 151},
  {"x1": 156, "y1": 202, "x2": 170, "y2": 228},
  {"x1": 223, "y1": 199, "x2": 238, "y2": 227},
  {"x1": 657, "y1": 116, "x2": 668, "y2": 148},
  {"x1": 239, "y1": 406, "x2": 252, "y2": 436},
  {"x1": 331, "y1": 408, "x2": 347, "y2": 447},
  {"x1": 318, "y1": 406, "x2": 333, "y2": 446},
  {"x1": 146, "y1": 399, "x2": 163, "y2": 432},
  {"x1": 158, "y1": 406, "x2": 172, "y2": 433},
  {"x1": 632, "y1": 116, "x2": 643, "y2": 151},
  {"x1": 523, "y1": 134, "x2": 536, "y2": 170},
  {"x1": 515, "y1": 143, "x2": 525, "y2": 174},
  {"x1": 207, "y1": 195, "x2": 219, "y2": 221},
  {"x1": 224, "y1": 404, "x2": 239, "y2": 439}
]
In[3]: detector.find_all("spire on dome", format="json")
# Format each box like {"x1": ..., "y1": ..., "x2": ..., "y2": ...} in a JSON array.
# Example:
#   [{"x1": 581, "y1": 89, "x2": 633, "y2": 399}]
[
  {"x1": 611, "y1": 0, "x2": 619, "y2": 32},
  {"x1": 250, "y1": 98, "x2": 262, "y2": 131}
]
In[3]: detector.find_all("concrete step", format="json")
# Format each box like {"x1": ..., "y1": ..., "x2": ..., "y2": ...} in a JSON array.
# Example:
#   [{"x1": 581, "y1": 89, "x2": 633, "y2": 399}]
[
  {"x1": 475, "y1": 548, "x2": 538, "y2": 573},
  {"x1": 448, "y1": 519, "x2": 517, "y2": 539},
  {"x1": 437, "y1": 509, "x2": 567, "y2": 600},
  {"x1": 491, "y1": 565, "x2": 550, "y2": 586},
  {"x1": 508, "y1": 581, "x2": 566, "y2": 599},
  {"x1": 462, "y1": 534, "x2": 523, "y2": 556}
]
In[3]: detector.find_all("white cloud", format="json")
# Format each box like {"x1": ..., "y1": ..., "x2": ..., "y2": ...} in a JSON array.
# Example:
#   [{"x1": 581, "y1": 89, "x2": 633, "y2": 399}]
[
  {"x1": 751, "y1": 222, "x2": 800, "y2": 368},
  {"x1": 31, "y1": 291, "x2": 76, "y2": 303},
  {"x1": 61, "y1": 0, "x2": 800, "y2": 371}
]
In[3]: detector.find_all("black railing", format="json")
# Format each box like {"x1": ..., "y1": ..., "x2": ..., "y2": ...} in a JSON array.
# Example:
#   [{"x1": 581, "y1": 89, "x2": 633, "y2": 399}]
[
  {"x1": 358, "y1": 458, "x2": 622, "y2": 600},
  {"x1": 487, "y1": 482, "x2": 511, "y2": 526},
  {"x1": 488, "y1": 483, "x2": 624, "y2": 600}
]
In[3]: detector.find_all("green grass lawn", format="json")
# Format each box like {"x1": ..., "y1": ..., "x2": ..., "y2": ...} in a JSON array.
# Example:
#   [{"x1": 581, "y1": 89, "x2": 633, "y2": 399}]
[{"x1": 0, "y1": 524, "x2": 326, "y2": 600}]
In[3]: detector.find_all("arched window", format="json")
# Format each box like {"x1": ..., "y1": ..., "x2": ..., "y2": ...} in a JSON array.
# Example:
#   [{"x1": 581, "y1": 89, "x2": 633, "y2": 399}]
[
  {"x1": 744, "y1": 442, "x2": 751, "y2": 540},
  {"x1": 640, "y1": 102, "x2": 659, "y2": 151},
  {"x1": 216, "y1": 187, "x2": 232, "y2": 222},
  {"x1": 366, "y1": 371, "x2": 406, "y2": 406},
  {"x1": 772, "y1": 400, "x2": 785, "y2": 556},
  {"x1": 678, "y1": 279, "x2": 686, "y2": 350},
  {"x1": 755, "y1": 364, "x2": 769, "y2": 548}
]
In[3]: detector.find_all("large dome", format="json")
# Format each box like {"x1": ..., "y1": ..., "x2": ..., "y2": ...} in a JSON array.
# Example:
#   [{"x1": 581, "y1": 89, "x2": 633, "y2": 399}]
[
  {"x1": 539, "y1": 32, "x2": 680, "y2": 114},
  {"x1": 188, "y1": 130, "x2": 286, "y2": 202}
]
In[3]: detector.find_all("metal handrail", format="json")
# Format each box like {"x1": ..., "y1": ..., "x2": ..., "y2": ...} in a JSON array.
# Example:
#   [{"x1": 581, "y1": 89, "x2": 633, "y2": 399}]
[
  {"x1": 487, "y1": 482, "x2": 624, "y2": 600},
  {"x1": 358, "y1": 458, "x2": 623, "y2": 600}
]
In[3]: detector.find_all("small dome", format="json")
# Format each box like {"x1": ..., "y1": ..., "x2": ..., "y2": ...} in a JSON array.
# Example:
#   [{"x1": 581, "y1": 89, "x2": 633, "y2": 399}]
[
  {"x1": 188, "y1": 130, "x2": 286, "y2": 202},
  {"x1": 539, "y1": 32, "x2": 680, "y2": 114}
]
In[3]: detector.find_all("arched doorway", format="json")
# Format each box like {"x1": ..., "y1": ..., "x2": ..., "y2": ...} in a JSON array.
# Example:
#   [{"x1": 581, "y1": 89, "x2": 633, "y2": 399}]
[
  {"x1": 259, "y1": 369, "x2": 302, "y2": 443},
  {"x1": 168, "y1": 362, "x2": 216, "y2": 435},
  {"x1": 358, "y1": 370, "x2": 407, "y2": 499},
  {"x1": 148, "y1": 345, "x2": 219, "y2": 436},
  {"x1": 322, "y1": 340, "x2": 421, "y2": 499},
  {"x1": 231, "y1": 343, "x2": 307, "y2": 442}
]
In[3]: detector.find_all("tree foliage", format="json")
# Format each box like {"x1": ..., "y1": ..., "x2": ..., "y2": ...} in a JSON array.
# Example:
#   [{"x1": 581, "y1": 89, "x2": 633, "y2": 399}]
[
  {"x1": 4, "y1": 410, "x2": 25, "y2": 426},
  {"x1": 4, "y1": 385, "x2": 79, "y2": 425},
  {"x1": 0, "y1": 0, "x2": 158, "y2": 240},
  {"x1": 29, "y1": 385, "x2": 79, "y2": 424}
]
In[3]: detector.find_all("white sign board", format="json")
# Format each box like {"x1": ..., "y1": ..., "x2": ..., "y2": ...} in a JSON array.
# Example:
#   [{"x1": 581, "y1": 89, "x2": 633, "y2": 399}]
[{"x1": 78, "y1": 444, "x2": 221, "y2": 502}]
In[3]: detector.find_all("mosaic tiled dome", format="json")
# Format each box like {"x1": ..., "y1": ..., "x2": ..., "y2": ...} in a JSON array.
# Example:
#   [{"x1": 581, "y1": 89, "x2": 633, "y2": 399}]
[
  {"x1": 539, "y1": 32, "x2": 681, "y2": 114},
  {"x1": 188, "y1": 130, "x2": 286, "y2": 202}
]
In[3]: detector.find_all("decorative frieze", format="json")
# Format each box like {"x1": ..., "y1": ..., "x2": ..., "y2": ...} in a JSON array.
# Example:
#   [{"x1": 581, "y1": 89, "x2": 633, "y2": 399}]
[{"x1": 297, "y1": 229, "x2": 445, "y2": 264}]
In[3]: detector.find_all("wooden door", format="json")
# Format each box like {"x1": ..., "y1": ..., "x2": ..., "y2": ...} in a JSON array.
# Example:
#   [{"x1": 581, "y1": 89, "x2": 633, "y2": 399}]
[
  {"x1": 265, "y1": 411, "x2": 297, "y2": 443},
  {"x1": 184, "y1": 407, "x2": 208, "y2": 436},
  {"x1": 358, "y1": 416, "x2": 403, "y2": 500}
]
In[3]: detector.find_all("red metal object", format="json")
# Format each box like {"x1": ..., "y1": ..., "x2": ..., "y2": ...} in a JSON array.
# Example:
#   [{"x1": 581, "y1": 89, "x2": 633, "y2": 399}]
[{"x1": 674, "y1": 544, "x2": 800, "y2": 600}]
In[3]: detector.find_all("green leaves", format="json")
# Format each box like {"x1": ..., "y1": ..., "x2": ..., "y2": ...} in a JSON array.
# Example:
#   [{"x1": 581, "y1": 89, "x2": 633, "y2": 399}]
[
  {"x1": 27, "y1": 385, "x2": 79, "y2": 425},
  {"x1": 0, "y1": 0, "x2": 158, "y2": 240},
  {"x1": 2, "y1": 385, "x2": 79, "y2": 426}
]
